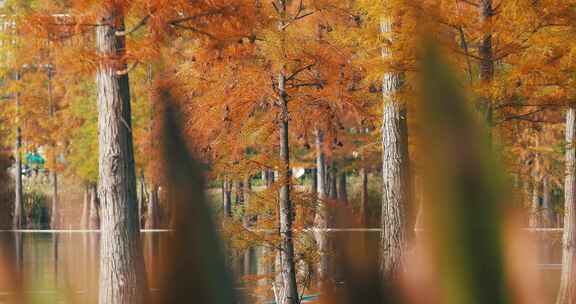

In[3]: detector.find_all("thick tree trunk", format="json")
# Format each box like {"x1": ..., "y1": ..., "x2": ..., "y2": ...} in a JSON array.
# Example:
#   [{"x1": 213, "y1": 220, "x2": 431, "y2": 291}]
[
  {"x1": 88, "y1": 184, "x2": 100, "y2": 230},
  {"x1": 276, "y1": 70, "x2": 299, "y2": 304},
  {"x1": 96, "y1": 6, "x2": 147, "y2": 304},
  {"x1": 145, "y1": 184, "x2": 160, "y2": 229},
  {"x1": 380, "y1": 17, "x2": 410, "y2": 280},
  {"x1": 558, "y1": 106, "x2": 576, "y2": 304}
]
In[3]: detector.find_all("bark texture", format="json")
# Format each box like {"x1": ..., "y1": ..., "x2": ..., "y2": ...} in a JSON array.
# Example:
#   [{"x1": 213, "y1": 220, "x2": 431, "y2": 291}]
[
  {"x1": 96, "y1": 6, "x2": 147, "y2": 304},
  {"x1": 380, "y1": 17, "x2": 410, "y2": 280},
  {"x1": 557, "y1": 106, "x2": 576, "y2": 304}
]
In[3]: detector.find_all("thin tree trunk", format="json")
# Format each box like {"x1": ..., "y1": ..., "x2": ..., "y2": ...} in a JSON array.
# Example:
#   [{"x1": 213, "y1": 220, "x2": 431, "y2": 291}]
[
  {"x1": 276, "y1": 69, "x2": 299, "y2": 304},
  {"x1": 81, "y1": 184, "x2": 90, "y2": 229},
  {"x1": 557, "y1": 106, "x2": 576, "y2": 304},
  {"x1": 360, "y1": 167, "x2": 368, "y2": 226},
  {"x1": 313, "y1": 128, "x2": 329, "y2": 287},
  {"x1": 138, "y1": 173, "x2": 146, "y2": 229},
  {"x1": 542, "y1": 176, "x2": 555, "y2": 228},
  {"x1": 88, "y1": 184, "x2": 100, "y2": 230},
  {"x1": 479, "y1": 0, "x2": 494, "y2": 143},
  {"x1": 243, "y1": 176, "x2": 252, "y2": 227},
  {"x1": 380, "y1": 17, "x2": 410, "y2": 280},
  {"x1": 13, "y1": 71, "x2": 23, "y2": 229},
  {"x1": 48, "y1": 66, "x2": 58, "y2": 230},
  {"x1": 337, "y1": 171, "x2": 348, "y2": 204},
  {"x1": 96, "y1": 6, "x2": 147, "y2": 304},
  {"x1": 328, "y1": 162, "x2": 337, "y2": 199},
  {"x1": 50, "y1": 171, "x2": 58, "y2": 229},
  {"x1": 529, "y1": 160, "x2": 541, "y2": 228},
  {"x1": 223, "y1": 177, "x2": 232, "y2": 218},
  {"x1": 145, "y1": 184, "x2": 160, "y2": 229}
]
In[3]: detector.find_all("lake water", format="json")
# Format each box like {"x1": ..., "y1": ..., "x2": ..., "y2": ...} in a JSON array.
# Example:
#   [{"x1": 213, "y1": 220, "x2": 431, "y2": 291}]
[{"x1": 0, "y1": 232, "x2": 565, "y2": 304}]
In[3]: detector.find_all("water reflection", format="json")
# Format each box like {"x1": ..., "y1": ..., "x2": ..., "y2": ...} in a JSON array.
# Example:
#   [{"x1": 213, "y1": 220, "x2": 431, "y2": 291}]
[{"x1": 0, "y1": 232, "x2": 566, "y2": 303}]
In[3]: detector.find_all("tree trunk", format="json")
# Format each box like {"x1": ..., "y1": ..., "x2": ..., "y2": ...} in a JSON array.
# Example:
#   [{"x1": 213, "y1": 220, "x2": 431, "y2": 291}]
[
  {"x1": 558, "y1": 106, "x2": 576, "y2": 304},
  {"x1": 96, "y1": 6, "x2": 147, "y2": 304},
  {"x1": 479, "y1": 0, "x2": 494, "y2": 142},
  {"x1": 81, "y1": 184, "x2": 90, "y2": 229},
  {"x1": 542, "y1": 176, "x2": 555, "y2": 228},
  {"x1": 50, "y1": 171, "x2": 58, "y2": 229},
  {"x1": 13, "y1": 73, "x2": 23, "y2": 229},
  {"x1": 337, "y1": 171, "x2": 348, "y2": 204},
  {"x1": 313, "y1": 128, "x2": 329, "y2": 286},
  {"x1": 328, "y1": 162, "x2": 337, "y2": 199},
  {"x1": 88, "y1": 184, "x2": 100, "y2": 230},
  {"x1": 48, "y1": 67, "x2": 58, "y2": 230},
  {"x1": 380, "y1": 17, "x2": 410, "y2": 280},
  {"x1": 138, "y1": 173, "x2": 146, "y2": 229},
  {"x1": 145, "y1": 184, "x2": 160, "y2": 229},
  {"x1": 223, "y1": 177, "x2": 232, "y2": 218},
  {"x1": 360, "y1": 167, "x2": 368, "y2": 226},
  {"x1": 243, "y1": 176, "x2": 252, "y2": 227},
  {"x1": 276, "y1": 70, "x2": 299, "y2": 304},
  {"x1": 529, "y1": 162, "x2": 541, "y2": 228}
]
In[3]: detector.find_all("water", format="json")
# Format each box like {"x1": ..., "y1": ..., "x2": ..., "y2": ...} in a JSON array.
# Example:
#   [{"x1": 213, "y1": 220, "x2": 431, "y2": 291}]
[{"x1": 0, "y1": 232, "x2": 565, "y2": 303}]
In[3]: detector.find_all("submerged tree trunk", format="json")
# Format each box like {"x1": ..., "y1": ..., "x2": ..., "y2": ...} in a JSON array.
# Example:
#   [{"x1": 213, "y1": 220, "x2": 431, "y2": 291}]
[
  {"x1": 96, "y1": 6, "x2": 147, "y2": 304},
  {"x1": 145, "y1": 184, "x2": 160, "y2": 229},
  {"x1": 558, "y1": 106, "x2": 576, "y2": 304},
  {"x1": 276, "y1": 70, "x2": 299, "y2": 304},
  {"x1": 380, "y1": 17, "x2": 410, "y2": 280}
]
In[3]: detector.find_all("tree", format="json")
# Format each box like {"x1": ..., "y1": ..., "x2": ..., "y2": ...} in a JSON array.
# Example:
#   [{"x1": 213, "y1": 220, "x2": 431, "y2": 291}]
[
  {"x1": 95, "y1": 4, "x2": 147, "y2": 303},
  {"x1": 379, "y1": 9, "x2": 410, "y2": 280}
]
